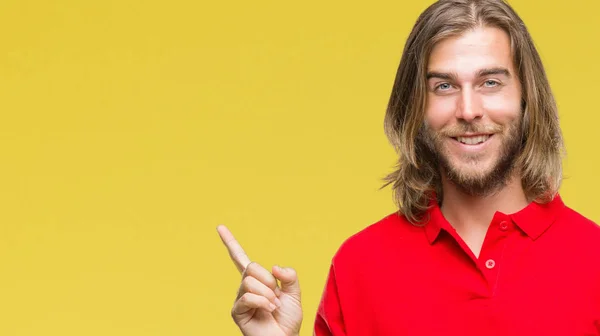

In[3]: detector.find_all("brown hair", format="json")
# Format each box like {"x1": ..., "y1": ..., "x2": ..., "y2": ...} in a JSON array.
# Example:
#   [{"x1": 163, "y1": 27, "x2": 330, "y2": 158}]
[{"x1": 382, "y1": 0, "x2": 564, "y2": 224}]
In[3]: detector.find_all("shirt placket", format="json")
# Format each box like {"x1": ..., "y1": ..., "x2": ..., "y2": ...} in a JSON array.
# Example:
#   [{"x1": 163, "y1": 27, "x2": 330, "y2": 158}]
[{"x1": 478, "y1": 213, "x2": 513, "y2": 294}]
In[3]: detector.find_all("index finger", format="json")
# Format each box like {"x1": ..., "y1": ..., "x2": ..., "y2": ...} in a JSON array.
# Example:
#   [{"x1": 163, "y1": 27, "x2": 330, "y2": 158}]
[{"x1": 216, "y1": 225, "x2": 252, "y2": 273}]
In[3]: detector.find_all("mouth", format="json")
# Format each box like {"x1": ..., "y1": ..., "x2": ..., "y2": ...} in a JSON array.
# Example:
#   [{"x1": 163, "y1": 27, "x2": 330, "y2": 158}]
[{"x1": 452, "y1": 134, "x2": 493, "y2": 145}]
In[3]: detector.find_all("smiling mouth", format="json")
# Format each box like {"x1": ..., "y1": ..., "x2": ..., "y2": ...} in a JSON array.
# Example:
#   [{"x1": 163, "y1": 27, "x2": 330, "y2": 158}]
[{"x1": 452, "y1": 134, "x2": 492, "y2": 145}]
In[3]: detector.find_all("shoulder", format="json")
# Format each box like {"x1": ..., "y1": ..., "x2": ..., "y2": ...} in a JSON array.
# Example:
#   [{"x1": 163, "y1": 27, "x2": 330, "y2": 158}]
[
  {"x1": 557, "y1": 205, "x2": 600, "y2": 237},
  {"x1": 331, "y1": 211, "x2": 421, "y2": 265},
  {"x1": 554, "y1": 204, "x2": 600, "y2": 254}
]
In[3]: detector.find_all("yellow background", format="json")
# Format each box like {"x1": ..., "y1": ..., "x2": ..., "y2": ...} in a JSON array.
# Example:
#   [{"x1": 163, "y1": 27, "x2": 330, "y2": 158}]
[{"x1": 0, "y1": 0, "x2": 598, "y2": 335}]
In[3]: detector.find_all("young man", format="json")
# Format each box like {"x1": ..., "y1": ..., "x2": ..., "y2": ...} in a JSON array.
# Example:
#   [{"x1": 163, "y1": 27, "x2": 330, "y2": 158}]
[{"x1": 218, "y1": 0, "x2": 600, "y2": 335}]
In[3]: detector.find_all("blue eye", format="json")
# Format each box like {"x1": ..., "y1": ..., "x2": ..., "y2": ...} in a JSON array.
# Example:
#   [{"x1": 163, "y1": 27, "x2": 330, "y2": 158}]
[
  {"x1": 484, "y1": 80, "x2": 499, "y2": 87},
  {"x1": 437, "y1": 83, "x2": 452, "y2": 91}
]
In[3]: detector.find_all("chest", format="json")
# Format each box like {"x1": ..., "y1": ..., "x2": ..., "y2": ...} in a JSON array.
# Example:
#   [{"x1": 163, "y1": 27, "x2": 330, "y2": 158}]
[
  {"x1": 338, "y1": 236, "x2": 600, "y2": 335},
  {"x1": 365, "y1": 270, "x2": 600, "y2": 335}
]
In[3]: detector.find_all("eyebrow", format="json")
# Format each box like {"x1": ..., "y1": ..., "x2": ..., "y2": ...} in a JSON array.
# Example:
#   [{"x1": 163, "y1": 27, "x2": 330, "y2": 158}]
[
  {"x1": 477, "y1": 67, "x2": 511, "y2": 78},
  {"x1": 426, "y1": 71, "x2": 457, "y2": 81},
  {"x1": 426, "y1": 67, "x2": 512, "y2": 81}
]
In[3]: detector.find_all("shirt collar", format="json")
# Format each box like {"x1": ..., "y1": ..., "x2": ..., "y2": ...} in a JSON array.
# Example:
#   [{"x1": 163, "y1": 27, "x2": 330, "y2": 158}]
[
  {"x1": 423, "y1": 193, "x2": 566, "y2": 244},
  {"x1": 423, "y1": 195, "x2": 451, "y2": 244},
  {"x1": 510, "y1": 194, "x2": 565, "y2": 240}
]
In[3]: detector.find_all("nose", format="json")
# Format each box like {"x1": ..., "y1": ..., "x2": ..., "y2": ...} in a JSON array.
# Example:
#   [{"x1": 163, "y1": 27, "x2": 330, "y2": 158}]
[{"x1": 455, "y1": 87, "x2": 483, "y2": 122}]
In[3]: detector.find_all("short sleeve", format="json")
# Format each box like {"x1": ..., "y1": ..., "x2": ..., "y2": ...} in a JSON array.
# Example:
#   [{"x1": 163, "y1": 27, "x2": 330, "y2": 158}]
[{"x1": 314, "y1": 264, "x2": 346, "y2": 336}]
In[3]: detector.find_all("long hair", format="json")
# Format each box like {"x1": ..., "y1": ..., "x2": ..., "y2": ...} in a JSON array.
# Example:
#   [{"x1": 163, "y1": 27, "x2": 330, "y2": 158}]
[{"x1": 382, "y1": 0, "x2": 564, "y2": 224}]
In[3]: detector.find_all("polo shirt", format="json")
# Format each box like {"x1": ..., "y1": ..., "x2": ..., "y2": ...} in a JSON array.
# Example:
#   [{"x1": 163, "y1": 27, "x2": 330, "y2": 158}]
[{"x1": 314, "y1": 194, "x2": 600, "y2": 335}]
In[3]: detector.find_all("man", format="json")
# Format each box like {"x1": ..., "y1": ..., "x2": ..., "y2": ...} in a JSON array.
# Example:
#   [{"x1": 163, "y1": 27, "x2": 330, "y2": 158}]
[{"x1": 218, "y1": 0, "x2": 600, "y2": 335}]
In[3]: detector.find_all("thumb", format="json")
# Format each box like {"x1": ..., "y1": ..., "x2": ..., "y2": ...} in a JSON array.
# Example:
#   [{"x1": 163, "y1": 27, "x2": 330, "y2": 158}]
[{"x1": 272, "y1": 265, "x2": 301, "y2": 296}]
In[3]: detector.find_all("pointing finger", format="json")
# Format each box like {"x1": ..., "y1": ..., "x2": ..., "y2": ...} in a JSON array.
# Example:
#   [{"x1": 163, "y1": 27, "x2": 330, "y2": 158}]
[{"x1": 217, "y1": 225, "x2": 252, "y2": 273}]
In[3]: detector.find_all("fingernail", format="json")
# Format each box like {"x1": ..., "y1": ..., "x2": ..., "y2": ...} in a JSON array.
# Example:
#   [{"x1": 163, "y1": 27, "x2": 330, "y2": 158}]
[
  {"x1": 274, "y1": 298, "x2": 282, "y2": 307},
  {"x1": 269, "y1": 303, "x2": 277, "y2": 311}
]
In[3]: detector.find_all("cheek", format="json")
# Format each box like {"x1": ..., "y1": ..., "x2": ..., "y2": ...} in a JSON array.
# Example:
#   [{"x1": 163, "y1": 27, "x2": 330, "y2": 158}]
[
  {"x1": 425, "y1": 94, "x2": 456, "y2": 130},
  {"x1": 481, "y1": 90, "x2": 522, "y2": 122}
]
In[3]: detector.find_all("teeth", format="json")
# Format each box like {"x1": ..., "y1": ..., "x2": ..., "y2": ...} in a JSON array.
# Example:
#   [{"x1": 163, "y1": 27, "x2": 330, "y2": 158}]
[{"x1": 457, "y1": 135, "x2": 490, "y2": 145}]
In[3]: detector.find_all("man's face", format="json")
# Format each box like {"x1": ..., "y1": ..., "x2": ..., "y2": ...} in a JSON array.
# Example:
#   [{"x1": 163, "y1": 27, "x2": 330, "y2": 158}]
[{"x1": 422, "y1": 26, "x2": 523, "y2": 196}]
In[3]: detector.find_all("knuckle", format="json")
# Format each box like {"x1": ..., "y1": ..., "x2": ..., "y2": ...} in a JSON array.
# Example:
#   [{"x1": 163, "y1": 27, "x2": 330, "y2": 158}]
[
  {"x1": 235, "y1": 285, "x2": 246, "y2": 300},
  {"x1": 266, "y1": 290, "x2": 276, "y2": 301},
  {"x1": 241, "y1": 276, "x2": 253, "y2": 288},
  {"x1": 246, "y1": 261, "x2": 259, "y2": 273},
  {"x1": 265, "y1": 277, "x2": 277, "y2": 289},
  {"x1": 239, "y1": 292, "x2": 250, "y2": 303}
]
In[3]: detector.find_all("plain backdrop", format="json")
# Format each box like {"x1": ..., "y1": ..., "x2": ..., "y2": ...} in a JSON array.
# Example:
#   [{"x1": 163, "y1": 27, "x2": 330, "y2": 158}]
[{"x1": 0, "y1": 0, "x2": 598, "y2": 335}]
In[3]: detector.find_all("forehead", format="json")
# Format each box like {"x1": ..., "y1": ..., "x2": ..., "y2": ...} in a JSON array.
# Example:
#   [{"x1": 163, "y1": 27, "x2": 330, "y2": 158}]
[{"x1": 427, "y1": 26, "x2": 514, "y2": 75}]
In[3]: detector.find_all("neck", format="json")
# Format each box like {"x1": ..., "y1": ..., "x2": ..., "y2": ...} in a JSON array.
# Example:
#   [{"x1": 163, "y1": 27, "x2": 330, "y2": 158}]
[{"x1": 440, "y1": 172, "x2": 529, "y2": 232}]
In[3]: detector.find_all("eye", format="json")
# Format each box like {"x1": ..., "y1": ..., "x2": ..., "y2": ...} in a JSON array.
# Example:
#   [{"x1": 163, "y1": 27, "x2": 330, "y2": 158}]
[
  {"x1": 483, "y1": 80, "x2": 500, "y2": 87},
  {"x1": 436, "y1": 83, "x2": 452, "y2": 91}
]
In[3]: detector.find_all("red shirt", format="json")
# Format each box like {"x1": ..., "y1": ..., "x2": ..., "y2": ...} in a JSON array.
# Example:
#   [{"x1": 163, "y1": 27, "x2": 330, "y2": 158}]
[{"x1": 314, "y1": 195, "x2": 600, "y2": 335}]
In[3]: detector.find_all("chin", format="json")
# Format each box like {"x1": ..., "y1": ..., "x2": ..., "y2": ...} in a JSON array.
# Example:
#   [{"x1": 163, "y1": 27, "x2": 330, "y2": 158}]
[
  {"x1": 448, "y1": 161, "x2": 496, "y2": 181},
  {"x1": 454, "y1": 168, "x2": 489, "y2": 181},
  {"x1": 452, "y1": 157, "x2": 494, "y2": 172}
]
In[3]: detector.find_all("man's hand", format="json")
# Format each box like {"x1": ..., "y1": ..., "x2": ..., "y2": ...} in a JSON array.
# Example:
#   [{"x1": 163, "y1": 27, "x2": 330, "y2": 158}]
[{"x1": 217, "y1": 225, "x2": 303, "y2": 336}]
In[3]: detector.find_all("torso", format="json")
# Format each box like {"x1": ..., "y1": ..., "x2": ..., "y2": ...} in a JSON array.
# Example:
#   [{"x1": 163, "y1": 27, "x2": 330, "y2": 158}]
[{"x1": 329, "y1": 199, "x2": 600, "y2": 335}]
